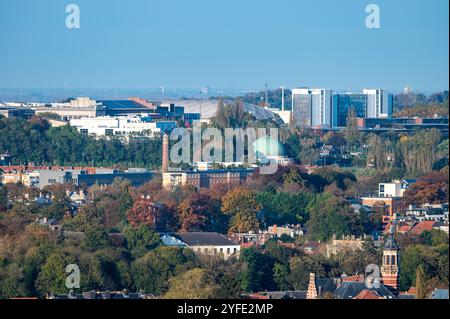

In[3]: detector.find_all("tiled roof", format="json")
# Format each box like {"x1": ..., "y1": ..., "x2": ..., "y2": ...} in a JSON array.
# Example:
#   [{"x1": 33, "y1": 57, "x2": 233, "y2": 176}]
[
  {"x1": 411, "y1": 221, "x2": 436, "y2": 235},
  {"x1": 342, "y1": 274, "x2": 365, "y2": 283},
  {"x1": 354, "y1": 290, "x2": 382, "y2": 299}
]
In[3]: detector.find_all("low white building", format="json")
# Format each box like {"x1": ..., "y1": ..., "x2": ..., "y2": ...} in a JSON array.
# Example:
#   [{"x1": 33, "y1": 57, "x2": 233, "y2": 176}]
[
  {"x1": 70, "y1": 116, "x2": 161, "y2": 137},
  {"x1": 161, "y1": 232, "x2": 241, "y2": 259},
  {"x1": 378, "y1": 179, "x2": 416, "y2": 198}
]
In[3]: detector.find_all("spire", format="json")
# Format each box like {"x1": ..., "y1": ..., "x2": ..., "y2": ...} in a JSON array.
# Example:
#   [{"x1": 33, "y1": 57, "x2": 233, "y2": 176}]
[{"x1": 384, "y1": 220, "x2": 399, "y2": 251}]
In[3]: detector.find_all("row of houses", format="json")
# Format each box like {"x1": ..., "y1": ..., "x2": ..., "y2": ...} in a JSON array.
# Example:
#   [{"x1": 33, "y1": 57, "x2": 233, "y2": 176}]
[{"x1": 0, "y1": 166, "x2": 153, "y2": 189}]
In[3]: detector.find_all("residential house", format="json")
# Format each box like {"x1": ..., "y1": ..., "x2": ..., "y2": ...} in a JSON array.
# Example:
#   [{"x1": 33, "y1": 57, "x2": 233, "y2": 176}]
[{"x1": 161, "y1": 232, "x2": 241, "y2": 259}]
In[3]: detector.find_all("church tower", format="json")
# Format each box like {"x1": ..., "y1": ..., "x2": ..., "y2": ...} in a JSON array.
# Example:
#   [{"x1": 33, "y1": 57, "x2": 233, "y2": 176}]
[{"x1": 381, "y1": 222, "x2": 400, "y2": 291}]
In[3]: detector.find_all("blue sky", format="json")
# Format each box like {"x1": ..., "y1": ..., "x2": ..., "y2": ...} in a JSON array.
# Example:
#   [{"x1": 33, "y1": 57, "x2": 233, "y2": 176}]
[{"x1": 0, "y1": 0, "x2": 448, "y2": 93}]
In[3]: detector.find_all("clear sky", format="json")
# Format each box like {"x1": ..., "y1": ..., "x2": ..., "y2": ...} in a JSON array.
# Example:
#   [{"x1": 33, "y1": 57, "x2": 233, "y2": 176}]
[{"x1": 0, "y1": 0, "x2": 448, "y2": 93}]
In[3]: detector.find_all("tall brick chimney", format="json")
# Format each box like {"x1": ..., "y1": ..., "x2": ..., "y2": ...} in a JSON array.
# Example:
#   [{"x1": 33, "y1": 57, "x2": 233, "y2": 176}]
[{"x1": 162, "y1": 134, "x2": 169, "y2": 172}]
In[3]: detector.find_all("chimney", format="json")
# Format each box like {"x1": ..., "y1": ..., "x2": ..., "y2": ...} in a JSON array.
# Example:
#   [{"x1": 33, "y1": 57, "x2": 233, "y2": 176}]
[{"x1": 162, "y1": 133, "x2": 169, "y2": 172}]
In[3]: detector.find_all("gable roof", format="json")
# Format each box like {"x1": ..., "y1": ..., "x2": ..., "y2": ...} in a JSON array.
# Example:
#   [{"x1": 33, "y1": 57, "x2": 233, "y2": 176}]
[
  {"x1": 411, "y1": 221, "x2": 436, "y2": 235},
  {"x1": 172, "y1": 232, "x2": 238, "y2": 246},
  {"x1": 315, "y1": 278, "x2": 338, "y2": 296},
  {"x1": 334, "y1": 282, "x2": 396, "y2": 300},
  {"x1": 354, "y1": 290, "x2": 382, "y2": 299}
]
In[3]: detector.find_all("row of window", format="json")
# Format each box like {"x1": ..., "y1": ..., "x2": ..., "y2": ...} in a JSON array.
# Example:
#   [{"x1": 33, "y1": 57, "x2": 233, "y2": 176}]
[{"x1": 196, "y1": 247, "x2": 238, "y2": 255}]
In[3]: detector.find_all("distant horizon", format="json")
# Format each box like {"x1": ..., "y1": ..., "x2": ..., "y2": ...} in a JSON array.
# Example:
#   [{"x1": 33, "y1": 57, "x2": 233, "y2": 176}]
[{"x1": 0, "y1": 86, "x2": 448, "y2": 103}]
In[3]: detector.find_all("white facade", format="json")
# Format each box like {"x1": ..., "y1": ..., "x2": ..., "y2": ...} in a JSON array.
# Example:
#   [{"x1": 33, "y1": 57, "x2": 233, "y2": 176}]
[
  {"x1": 363, "y1": 89, "x2": 391, "y2": 118},
  {"x1": 311, "y1": 89, "x2": 333, "y2": 127},
  {"x1": 291, "y1": 88, "x2": 333, "y2": 127},
  {"x1": 378, "y1": 180, "x2": 414, "y2": 198},
  {"x1": 190, "y1": 245, "x2": 241, "y2": 260},
  {"x1": 70, "y1": 116, "x2": 160, "y2": 137}
]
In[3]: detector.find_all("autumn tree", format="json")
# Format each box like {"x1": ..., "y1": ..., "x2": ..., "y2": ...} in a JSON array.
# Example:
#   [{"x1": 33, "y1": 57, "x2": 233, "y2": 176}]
[
  {"x1": 178, "y1": 194, "x2": 208, "y2": 232},
  {"x1": 127, "y1": 200, "x2": 176, "y2": 231},
  {"x1": 402, "y1": 170, "x2": 449, "y2": 205},
  {"x1": 164, "y1": 268, "x2": 220, "y2": 299},
  {"x1": 221, "y1": 187, "x2": 261, "y2": 233}
]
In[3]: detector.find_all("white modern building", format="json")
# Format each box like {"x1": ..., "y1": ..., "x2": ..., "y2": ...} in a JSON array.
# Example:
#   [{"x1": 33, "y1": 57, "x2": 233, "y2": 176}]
[
  {"x1": 363, "y1": 89, "x2": 393, "y2": 118},
  {"x1": 291, "y1": 88, "x2": 333, "y2": 128},
  {"x1": 378, "y1": 179, "x2": 416, "y2": 198},
  {"x1": 69, "y1": 116, "x2": 161, "y2": 137}
]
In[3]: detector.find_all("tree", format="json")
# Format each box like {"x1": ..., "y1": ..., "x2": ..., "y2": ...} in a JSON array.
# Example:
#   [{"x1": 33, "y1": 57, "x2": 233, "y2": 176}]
[
  {"x1": 221, "y1": 187, "x2": 261, "y2": 233},
  {"x1": 81, "y1": 226, "x2": 110, "y2": 251},
  {"x1": 256, "y1": 191, "x2": 311, "y2": 225},
  {"x1": 416, "y1": 265, "x2": 428, "y2": 299},
  {"x1": 36, "y1": 251, "x2": 74, "y2": 295},
  {"x1": 240, "y1": 248, "x2": 276, "y2": 292},
  {"x1": 123, "y1": 224, "x2": 161, "y2": 258},
  {"x1": 164, "y1": 268, "x2": 220, "y2": 299},
  {"x1": 132, "y1": 247, "x2": 198, "y2": 296},
  {"x1": 273, "y1": 263, "x2": 292, "y2": 291},
  {"x1": 402, "y1": 171, "x2": 449, "y2": 205},
  {"x1": 305, "y1": 194, "x2": 363, "y2": 241},
  {"x1": 127, "y1": 200, "x2": 165, "y2": 229},
  {"x1": 344, "y1": 107, "x2": 361, "y2": 147},
  {"x1": 178, "y1": 193, "x2": 215, "y2": 232}
]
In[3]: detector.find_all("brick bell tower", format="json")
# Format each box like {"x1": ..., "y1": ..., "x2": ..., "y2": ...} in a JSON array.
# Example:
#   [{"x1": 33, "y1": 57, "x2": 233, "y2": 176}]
[{"x1": 381, "y1": 222, "x2": 400, "y2": 292}]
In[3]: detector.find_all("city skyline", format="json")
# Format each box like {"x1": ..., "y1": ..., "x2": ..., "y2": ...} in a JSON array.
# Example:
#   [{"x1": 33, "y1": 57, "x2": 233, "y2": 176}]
[{"x1": 0, "y1": 0, "x2": 448, "y2": 92}]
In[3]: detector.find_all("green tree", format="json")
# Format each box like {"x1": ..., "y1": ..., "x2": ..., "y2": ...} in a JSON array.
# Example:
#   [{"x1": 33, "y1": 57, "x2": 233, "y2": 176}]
[
  {"x1": 36, "y1": 251, "x2": 74, "y2": 295},
  {"x1": 273, "y1": 263, "x2": 292, "y2": 291},
  {"x1": 81, "y1": 226, "x2": 110, "y2": 251},
  {"x1": 123, "y1": 224, "x2": 161, "y2": 258},
  {"x1": 344, "y1": 107, "x2": 361, "y2": 147},
  {"x1": 416, "y1": 265, "x2": 428, "y2": 299}
]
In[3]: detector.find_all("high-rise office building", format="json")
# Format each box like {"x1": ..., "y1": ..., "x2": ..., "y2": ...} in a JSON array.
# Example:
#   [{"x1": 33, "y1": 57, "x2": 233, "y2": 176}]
[
  {"x1": 292, "y1": 88, "x2": 393, "y2": 128},
  {"x1": 363, "y1": 89, "x2": 393, "y2": 119},
  {"x1": 292, "y1": 88, "x2": 333, "y2": 128},
  {"x1": 332, "y1": 89, "x2": 393, "y2": 127},
  {"x1": 332, "y1": 93, "x2": 368, "y2": 127}
]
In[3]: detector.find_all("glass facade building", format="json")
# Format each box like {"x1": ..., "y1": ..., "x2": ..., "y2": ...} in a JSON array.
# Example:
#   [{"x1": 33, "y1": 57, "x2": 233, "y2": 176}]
[
  {"x1": 292, "y1": 88, "x2": 393, "y2": 128},
  {"x1": 333, "y1": 93, "x2": 368, "y2": 127}
]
